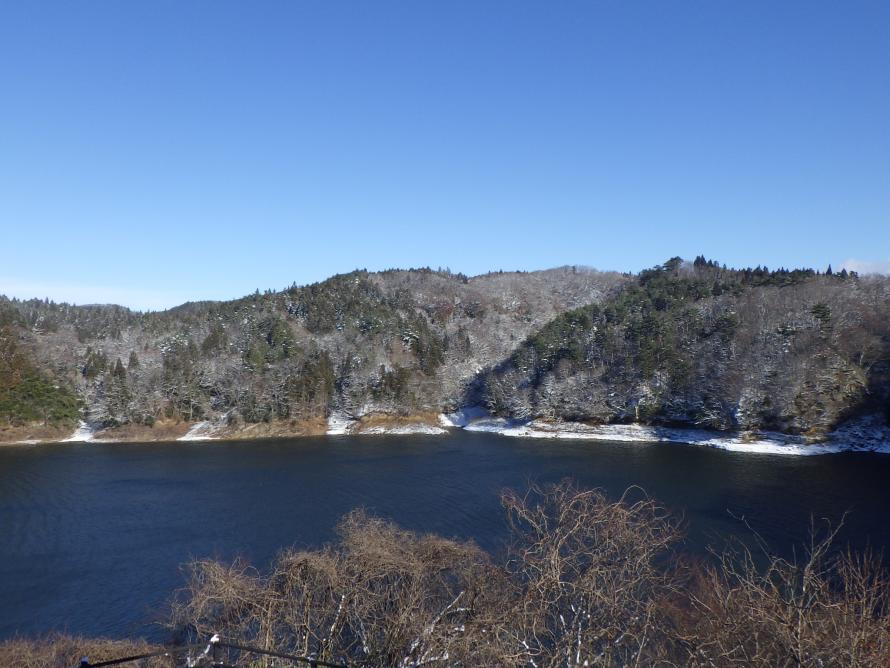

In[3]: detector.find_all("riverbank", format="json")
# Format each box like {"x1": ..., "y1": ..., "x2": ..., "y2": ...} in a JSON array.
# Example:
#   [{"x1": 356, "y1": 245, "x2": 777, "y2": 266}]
[
  {"x1": 0, "y1": 423, "x2": 73, "y2": 445},
  {"x1": 446, "y1": 410, "x2": 890, "y2": 455},
  {"x1": 3, "y1": 410, "x2": 889, "y2": 455}
]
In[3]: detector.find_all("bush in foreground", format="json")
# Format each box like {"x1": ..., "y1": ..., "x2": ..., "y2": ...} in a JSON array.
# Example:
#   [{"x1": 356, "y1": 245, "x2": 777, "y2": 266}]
[
  {"x1": 171, "y1": 482, "x2": 888, "y2": 667},
  {"x1": 4, "y1": 482, "x2": 888, "y2": 666}
]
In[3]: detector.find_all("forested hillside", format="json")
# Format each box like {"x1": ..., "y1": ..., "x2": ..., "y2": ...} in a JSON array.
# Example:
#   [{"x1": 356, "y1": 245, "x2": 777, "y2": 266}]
[
  {"x1": 0, "y1": 306, "x2": 80, "y2": 427},
  {"x1": 484, "y1": 258, "x2": 890, "y2": 434},
  {"x1": 2, "y1": 259, "x2": 888, "y2": 441},
  {"x1": 0, "y1": 267, "x2": 623, "y2": 438}
]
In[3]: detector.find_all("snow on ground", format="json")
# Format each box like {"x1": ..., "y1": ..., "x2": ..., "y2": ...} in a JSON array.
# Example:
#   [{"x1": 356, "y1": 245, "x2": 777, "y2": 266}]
[
  {"x1": 63, "y1": 421, "x2": 95, "y2": 442},
  {"x1": 456, "y1": 411, "x2": 888, "y2": 456},
  {"x1": 328, "y1": 413, "x2": 447, "y2": 435},
  {"x1": 326, "y1": 413, "x2": 353, "y2": 435},
  {"x1": 50, "y1": 407, "x2": 890, "y2": 454},
  {"x1": 439, "y1": 406, "x2": 489, "y2": 428},
  {"x1": 828, "y1": 414, "x2": 890, "y2": 454},
  {"x1": 177, "y1": 421, "x2": 214, "y2": 441},
  {"x1": 359, "y1": 424, "x2": 448, "y2": 435},
  {"x1": 178, "y1": 411, "x2": 231, "y2": 441}
]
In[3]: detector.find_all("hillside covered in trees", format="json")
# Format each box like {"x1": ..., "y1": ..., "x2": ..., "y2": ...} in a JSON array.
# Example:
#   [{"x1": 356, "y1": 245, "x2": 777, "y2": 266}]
[
  {"x1": 1, "y1": 259, "x2": 888, "y2": 442},
  {"x1": 483, "y1": 258, "x2": 890, "y2": 435}
]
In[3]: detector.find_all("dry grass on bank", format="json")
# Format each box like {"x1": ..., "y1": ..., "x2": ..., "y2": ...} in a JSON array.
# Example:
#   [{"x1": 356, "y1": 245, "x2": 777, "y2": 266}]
[
  {"x1": 0, "y1": 423, "x2": 72, "y2": 444},
  {"x1": 353, "y1": 411, "x2": 442, "y2": 431},
  {"x1": 93, "y1": 420, "x2": 192, "y2": 442},
  {"x1": 222, "y1": 416, "x2": 329, "y2": 439},
  {"x1": 0, "y1": 634, "x2": 167, "y2": 668}
]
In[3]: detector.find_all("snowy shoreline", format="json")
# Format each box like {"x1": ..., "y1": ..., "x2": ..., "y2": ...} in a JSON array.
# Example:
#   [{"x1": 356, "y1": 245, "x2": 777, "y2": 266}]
[
  {"x1": 62, "y1": 421, "x2": 95, "y2": 443},
  {"x1": 4, "y1": 411, "x2": 888, "y2": 455},
  {"x1": 318, "y1": 408, "x2": 890, "y2": 456},
  {"x1": 446, "y1": 413, "x2": 890, "y2": 456},
  {"x1": 449, "y1": 409, "x2": 890, "y2": 455},
  {"x1": 326, "y1": 411, "x2": 448, "y2": 436}
]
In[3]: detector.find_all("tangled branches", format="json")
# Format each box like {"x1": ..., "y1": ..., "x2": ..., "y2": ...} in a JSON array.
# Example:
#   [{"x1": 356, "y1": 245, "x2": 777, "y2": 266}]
[{"x1": 153, "y1": 482, "x2": 889, "y2": 667}]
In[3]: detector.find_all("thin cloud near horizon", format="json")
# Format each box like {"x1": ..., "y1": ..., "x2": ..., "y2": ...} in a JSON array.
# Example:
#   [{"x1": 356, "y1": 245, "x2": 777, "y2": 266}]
[
  {"x1": 0, "y1": 278, "x2": 202, "y2": 312},
  {"x1": 841, "y1": 258, "x2": 890, "y2": 275}
]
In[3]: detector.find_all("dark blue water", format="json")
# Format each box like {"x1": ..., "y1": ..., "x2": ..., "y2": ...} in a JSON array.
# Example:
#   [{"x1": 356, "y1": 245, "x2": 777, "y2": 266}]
[{"x1": 1, "y1": 432, "x2": 888, "y2": 640}]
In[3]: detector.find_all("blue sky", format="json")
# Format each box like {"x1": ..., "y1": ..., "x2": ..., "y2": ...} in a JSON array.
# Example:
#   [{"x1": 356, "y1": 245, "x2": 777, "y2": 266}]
[{"x1": 1, "y1": 1, "x2": 889, "y2": 310}]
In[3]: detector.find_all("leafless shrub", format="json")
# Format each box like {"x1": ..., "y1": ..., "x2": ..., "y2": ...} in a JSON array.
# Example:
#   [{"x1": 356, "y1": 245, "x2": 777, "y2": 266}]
[
  {"x1": 682, "y1": 519, "x2": 890, "y2": 667},
  {"x1": 491, "y1": 482, "x2": 682, "y2": 667},
  {"x1": 11, "y1": 484, "x2": 888, "y2": 668},
  {"x1": 173, "y1": 482, "x2": 682, "y2": 667},
  {"x1": 173, "y1": 511, "x2": 493, "y2": 666}
]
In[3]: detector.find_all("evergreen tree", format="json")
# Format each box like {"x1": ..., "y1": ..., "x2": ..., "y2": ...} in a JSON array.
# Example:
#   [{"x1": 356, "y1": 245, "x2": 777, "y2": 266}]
[{"x1": 112, "y1": 358, "x2": 126, "y2": 380}]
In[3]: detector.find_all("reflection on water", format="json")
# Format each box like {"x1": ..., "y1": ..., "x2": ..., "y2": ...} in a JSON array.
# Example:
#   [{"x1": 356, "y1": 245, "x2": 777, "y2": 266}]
[{"x1": 1, "y1": 432, "x2": 888, "y2": 640}]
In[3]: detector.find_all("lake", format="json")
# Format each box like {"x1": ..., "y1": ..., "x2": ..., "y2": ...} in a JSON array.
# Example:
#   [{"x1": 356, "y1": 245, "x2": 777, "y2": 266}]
[{"x1": 1, "y1": 432, "x2": 888, "y2": 641}]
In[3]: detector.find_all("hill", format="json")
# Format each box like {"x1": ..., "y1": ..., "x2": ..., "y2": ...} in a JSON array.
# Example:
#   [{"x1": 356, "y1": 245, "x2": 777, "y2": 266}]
[{"x1": 2, "y1": 259, "x2": 888, "y2": 443}]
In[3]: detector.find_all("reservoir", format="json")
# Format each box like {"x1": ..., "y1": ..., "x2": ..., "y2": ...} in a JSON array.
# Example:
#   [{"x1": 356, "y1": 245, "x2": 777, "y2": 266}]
[{"x1": 1, "y1": 432, "x2": 888, "y2": 640}]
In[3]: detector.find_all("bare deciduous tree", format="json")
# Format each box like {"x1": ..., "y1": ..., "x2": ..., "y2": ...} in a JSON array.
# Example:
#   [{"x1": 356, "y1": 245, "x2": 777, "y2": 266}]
[
  {"x1": 492, "y1": 483, "x2": 681, "y2": 667},
  {"x1": 683, "y1": 518, "x2": 890, "y2": 667}
]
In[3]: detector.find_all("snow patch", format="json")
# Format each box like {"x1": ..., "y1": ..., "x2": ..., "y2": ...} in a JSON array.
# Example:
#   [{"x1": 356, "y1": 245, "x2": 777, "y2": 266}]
[
  {"x1": 359, "y1": 424, "x2": 448, "y2": 435},
  {"x1": 458, "y1": 416, "x2": 886, "y2": 456},
  {"x1": 177, "y1": 411, "x2": 230, "y2": 441},
  {"x1": 177, "y1": 421, "x2": 214, "y2": 441},
  {"x1": 326, "y1": 413, "x2": 353, "y2": 435},
  {"x1": 328, "y1": 413, "x2": 448, "y2": 435},
  {"x1": 63, "y1": 421, "x2": 95, "y2": 442},
  {"x1": 439, "y1": 406, "x2": 489, "y2": 428},
  {"x1": 828, "y1": 414, "x2": 890, "y2": 454}
]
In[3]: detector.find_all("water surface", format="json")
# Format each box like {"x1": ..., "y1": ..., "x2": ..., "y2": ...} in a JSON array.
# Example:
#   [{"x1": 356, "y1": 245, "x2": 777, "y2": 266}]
[{"x1": 1, "y1": 432, "x2": 888, "y2": 640}]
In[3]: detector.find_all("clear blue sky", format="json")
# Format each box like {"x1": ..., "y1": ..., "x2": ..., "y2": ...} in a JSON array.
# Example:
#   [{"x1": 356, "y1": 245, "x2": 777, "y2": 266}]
[{"x1": 2, "y1": 1, "x2": 889, "y2": 310}]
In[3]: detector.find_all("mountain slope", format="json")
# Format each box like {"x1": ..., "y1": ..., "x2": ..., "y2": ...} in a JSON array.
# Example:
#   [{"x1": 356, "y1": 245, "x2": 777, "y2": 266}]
[
  {"x1": 482, "y1": 259, "x2": 890, "y2": 434},
  {"x1": 2, "y1": 259, "x2": 888, "y2": 441},
  {"x1": 0, "y1": 267, "x2": 624, "y2": 437}
]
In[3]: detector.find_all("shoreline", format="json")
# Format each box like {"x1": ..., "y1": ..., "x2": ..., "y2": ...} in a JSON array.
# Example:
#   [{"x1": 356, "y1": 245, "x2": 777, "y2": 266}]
[{"x1": 2, "y1": 411, "x2": 888, "y2": 456}]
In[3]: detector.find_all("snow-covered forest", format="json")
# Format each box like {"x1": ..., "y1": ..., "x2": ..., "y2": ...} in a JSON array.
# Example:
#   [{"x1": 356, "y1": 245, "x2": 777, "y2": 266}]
[{"x1": 2, "y1": 259, "x2": 888, "y2": 442}]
